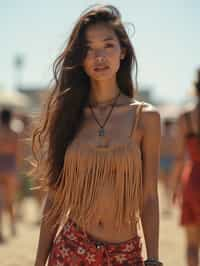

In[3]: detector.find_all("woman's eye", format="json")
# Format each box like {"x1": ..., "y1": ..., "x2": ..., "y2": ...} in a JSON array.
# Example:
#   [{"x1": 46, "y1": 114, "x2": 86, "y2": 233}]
[{"x1": 105, "y1": 43, "x2": 114, "y2": 48}]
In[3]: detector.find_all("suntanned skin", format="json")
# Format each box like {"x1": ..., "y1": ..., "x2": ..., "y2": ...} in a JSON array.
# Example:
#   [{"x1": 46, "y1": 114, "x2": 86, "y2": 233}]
[{"x1": 34, "y1": 23, "x2": 161, "y2": 266}]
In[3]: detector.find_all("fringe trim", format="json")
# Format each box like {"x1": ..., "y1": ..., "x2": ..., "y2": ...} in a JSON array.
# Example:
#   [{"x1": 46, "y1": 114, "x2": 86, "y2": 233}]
[{"x1": 45, "y1": 142, "x2": 143, "y2": 230}]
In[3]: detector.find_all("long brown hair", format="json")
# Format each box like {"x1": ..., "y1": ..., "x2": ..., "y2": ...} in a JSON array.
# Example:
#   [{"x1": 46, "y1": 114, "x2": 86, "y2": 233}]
[{"x1": 32, "y1": 4, "x2": 138, "y2": 189}]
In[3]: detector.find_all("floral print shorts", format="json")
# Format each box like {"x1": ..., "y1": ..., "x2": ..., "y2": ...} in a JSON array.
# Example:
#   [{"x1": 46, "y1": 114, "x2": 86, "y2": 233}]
[{"x1": 48, "y1": 220, "x2": 144, "y2": 266}]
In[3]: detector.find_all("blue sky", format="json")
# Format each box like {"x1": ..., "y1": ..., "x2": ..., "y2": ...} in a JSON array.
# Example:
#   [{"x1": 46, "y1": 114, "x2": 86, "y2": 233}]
[{"x1": 0, "y1": 0, "x2": 200, "y2": 103}]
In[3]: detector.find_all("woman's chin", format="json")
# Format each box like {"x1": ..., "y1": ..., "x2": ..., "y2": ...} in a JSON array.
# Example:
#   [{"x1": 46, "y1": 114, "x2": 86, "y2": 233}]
[{"x1": 90, "y1": 72, "x2": 116, "y2": 81}]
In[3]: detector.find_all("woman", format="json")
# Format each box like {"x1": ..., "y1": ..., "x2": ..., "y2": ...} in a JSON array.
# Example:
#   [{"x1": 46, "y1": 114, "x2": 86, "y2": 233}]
[
  {"x1": 160, "y1": 118, "x2": 176, "y2": 216},
  {"x1": 33, "y1": 5, "x2": 162, "y2": 266},
  {"x1": 173, "y1": 68, "x2": 200, "y2": 266},
  {"x1": 0, "y1": 109, "x2": 20, "y2": 242}
]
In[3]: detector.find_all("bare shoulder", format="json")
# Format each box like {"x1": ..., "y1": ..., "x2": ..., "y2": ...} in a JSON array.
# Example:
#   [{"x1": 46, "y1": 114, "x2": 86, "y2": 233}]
[
  {"x1": 139, "y1": 102, "x2": 160, "y2": 128},
  {"x1": 129, "y1": 100, "x2": 160, "y2": 136}
]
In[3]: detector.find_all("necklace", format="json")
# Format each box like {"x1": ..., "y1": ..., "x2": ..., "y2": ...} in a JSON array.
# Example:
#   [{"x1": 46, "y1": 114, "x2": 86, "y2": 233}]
[{"x1": 89, "y1": 93, "x2": 120, "y2": 137}]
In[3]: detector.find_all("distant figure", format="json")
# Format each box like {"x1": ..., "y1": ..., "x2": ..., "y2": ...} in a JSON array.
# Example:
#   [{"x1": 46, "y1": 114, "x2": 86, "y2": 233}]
[
  {"x1": 13, "y1": 114, "x2": 30, "y2": 221},
  {"x1": 160, "y1": 118, "x2": 176, "y2": 215},
  {"x1": 0, "y1": 108, "x2": 20, "y2": 242},
  {"x1": 173, "y1": 68, "x2": 200, "y2": 266}
]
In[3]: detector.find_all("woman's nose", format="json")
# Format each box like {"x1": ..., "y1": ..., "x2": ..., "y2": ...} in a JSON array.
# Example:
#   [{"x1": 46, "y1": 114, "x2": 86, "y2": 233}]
[{"x1": 95, "y1": 49, "x2": 106, "y2": 60}]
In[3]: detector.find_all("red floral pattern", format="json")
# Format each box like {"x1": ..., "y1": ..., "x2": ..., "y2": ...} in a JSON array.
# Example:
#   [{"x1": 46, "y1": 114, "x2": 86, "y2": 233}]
[{"x1": 48, "y1": 220, "x2": 144, "y2": 265}]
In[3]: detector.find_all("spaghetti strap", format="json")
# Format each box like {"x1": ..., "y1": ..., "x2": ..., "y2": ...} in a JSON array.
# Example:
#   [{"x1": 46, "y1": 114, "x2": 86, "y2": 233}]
[{"x1": 130, "y1": 102, "x2": 144, "y2": 137}]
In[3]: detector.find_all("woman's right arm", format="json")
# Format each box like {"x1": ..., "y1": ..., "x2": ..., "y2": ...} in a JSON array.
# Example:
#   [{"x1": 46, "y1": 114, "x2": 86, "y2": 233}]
[{"x1": 34, "y1": 191, "x2": 58, "y2": 266}]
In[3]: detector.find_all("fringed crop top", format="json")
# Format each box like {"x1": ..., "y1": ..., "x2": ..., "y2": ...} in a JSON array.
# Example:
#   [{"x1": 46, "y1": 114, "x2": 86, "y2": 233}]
[{"x1": 49, "y1": 102, "x2": 144, "y2": 230}]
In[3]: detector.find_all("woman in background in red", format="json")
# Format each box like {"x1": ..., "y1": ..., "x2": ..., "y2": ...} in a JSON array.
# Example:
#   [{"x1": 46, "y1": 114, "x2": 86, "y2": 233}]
[
  {"x1": 173, "y1": 68, "x2": 200, "y2": 266},
  {"x1": 33, "y1": 5, "x2": 162, "y2": 266}
]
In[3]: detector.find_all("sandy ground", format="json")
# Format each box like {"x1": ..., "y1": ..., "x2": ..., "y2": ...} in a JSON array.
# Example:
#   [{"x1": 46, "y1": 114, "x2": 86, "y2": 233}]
[{"x1": 1, "y1": 185, "x2": 186, "y2": 266}]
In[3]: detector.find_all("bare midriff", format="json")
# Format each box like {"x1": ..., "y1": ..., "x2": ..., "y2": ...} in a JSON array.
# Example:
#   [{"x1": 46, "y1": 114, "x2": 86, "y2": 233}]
[
  {"x1": 73, "y1": 215, "x2": 138, "y2": 243},
  {"x1": 72, "y1": 181, "x2": 139, "y2": 243}
]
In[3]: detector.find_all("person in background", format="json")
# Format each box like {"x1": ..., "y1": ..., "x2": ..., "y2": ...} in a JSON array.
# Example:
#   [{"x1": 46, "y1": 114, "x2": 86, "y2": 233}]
[
  {"x1": 33, "y1": 5, "x2": 162, "y2": 266},
  {"x1": 160, "y1": 118, "x2": 176, "y2": 216},
  {"x1": 0, "y1": 108, "x2": 20, "y2": 242},
  {"x1": 173, "y1": 68, "x2": 200, "y2": 266},
  {"x1": 14, "y1": 114, "x2": 32, "y2": 221}
]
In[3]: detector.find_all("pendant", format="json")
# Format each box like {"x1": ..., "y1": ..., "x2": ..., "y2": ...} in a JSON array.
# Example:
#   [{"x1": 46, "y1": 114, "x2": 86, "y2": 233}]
[{"x1": 99, "y1": 128, "x2": 105, "y2": 137}]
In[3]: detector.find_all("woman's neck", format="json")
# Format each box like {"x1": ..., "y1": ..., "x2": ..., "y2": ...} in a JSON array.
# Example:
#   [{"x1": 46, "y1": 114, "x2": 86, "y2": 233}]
[{"x1": 89, "y1": 79, "x2": 120, "y2": 105}]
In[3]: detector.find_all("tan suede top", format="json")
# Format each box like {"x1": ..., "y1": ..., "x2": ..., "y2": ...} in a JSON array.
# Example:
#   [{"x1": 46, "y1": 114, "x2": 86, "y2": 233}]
[{"x1": 49, "y1": 101, "x2": 144, "y2": 230}]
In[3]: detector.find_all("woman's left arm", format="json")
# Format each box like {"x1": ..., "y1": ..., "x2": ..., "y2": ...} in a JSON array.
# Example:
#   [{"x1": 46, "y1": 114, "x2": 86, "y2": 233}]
[{"x1": 140, "y1": 106, "x2": 161, "y2": 260}]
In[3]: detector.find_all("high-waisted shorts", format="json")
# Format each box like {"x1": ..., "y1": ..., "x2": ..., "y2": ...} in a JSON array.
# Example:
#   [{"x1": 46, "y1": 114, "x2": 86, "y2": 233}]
[{"x1": 48, "y1": 220, "x2": 144, "y2": 265}]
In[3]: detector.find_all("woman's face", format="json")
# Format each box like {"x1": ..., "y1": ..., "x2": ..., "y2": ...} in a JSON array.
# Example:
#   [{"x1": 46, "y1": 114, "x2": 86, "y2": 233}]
[{"x1": 82, "y1": 23, "x2": 125, "y2": 81}]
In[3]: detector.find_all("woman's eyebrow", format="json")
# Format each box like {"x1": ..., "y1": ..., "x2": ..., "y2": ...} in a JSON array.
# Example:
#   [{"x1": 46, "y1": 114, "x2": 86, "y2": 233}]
[{"x1": 86, "y1": 36, "x2": 116, "y2": 44}]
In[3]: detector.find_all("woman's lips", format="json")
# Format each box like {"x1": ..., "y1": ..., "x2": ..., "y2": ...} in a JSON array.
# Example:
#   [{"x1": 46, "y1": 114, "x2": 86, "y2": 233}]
[{"x1": 94, "y1": 66, "x2": 109, "y2": 72}]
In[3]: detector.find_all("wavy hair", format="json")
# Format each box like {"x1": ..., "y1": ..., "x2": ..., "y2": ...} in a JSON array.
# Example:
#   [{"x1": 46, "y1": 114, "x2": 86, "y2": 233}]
[{"x1": 31, "y1": 4, "x2": 138, "y2": 189}]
